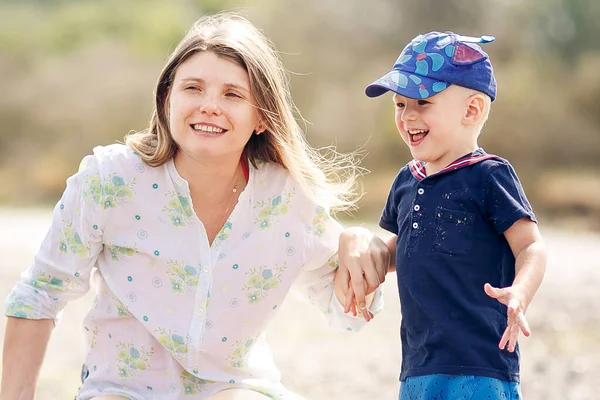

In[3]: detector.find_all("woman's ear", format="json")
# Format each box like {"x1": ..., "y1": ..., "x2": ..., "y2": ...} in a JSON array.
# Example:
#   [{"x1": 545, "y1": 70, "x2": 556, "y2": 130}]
[
  {"x1": 463, "y1": 93, "x2": 485, "y2": 126},
  {"x1": 255, "y1": 123, "x2": 264, "y2": 135}
]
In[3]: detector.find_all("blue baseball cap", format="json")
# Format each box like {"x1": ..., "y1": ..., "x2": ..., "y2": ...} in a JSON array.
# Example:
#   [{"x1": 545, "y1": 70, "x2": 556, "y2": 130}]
[{"x1": 365, "y1": 31, "x2": 497, "y2": 101}]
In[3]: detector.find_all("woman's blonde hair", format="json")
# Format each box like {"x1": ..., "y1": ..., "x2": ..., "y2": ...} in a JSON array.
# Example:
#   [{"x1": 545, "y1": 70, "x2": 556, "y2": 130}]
[{"x1": 126, "y1": 12, "x2": 362, "y2": 213}]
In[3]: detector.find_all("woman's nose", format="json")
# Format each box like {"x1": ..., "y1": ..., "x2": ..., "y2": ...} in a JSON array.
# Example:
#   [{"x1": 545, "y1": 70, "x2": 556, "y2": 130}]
[{"x1": 198, "y1": 97, "x2": 222, "y2": 115}]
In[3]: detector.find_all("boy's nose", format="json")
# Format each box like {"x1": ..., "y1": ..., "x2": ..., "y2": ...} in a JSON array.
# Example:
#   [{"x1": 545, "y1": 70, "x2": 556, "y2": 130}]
[{"x1": 401, "y1": 107, "x2": 418, "y2": 122}]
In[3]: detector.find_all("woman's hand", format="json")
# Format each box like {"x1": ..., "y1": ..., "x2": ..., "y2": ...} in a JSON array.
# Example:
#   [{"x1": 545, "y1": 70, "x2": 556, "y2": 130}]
[{"x1": 336, "y1": 227, "x2": 390, "y2": 320}]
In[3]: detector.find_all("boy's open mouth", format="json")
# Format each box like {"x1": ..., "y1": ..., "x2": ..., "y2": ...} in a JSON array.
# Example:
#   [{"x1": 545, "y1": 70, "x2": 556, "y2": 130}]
[{"x1": 408, "y1": 129, "x2": 429, "y2": 145}]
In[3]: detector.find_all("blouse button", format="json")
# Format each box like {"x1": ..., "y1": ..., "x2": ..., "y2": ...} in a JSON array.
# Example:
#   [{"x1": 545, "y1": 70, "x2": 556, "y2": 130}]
[
  {"x1": 417, "y1": 188, "x2": 425, "y2": 195},
  {"x1": 414, "y1": 205, "x2": 420, "y2": 212},
  {"x1": 412, "y1": 222, "x2": 419, "y2": 229}
]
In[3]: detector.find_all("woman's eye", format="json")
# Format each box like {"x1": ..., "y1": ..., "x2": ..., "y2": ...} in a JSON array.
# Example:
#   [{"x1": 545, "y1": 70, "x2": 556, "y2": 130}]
[
  {"x1": 185, "y1": 86, "x2": 200, "y2": 91},
  {"x1": 225, "y1": 92, "x2": 241, "y2": 98}
]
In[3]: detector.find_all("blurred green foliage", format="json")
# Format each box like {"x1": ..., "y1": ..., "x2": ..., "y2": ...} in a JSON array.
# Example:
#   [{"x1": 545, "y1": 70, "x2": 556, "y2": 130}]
[{"x1": 1, "y1": 0, "x2": 599, "y2": 227}]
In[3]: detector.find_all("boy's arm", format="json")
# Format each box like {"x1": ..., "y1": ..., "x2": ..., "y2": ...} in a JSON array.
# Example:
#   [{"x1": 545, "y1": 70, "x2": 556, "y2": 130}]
[
  {"x1": 504, "y1": 218, "x2": 547, "y2": 307},
  {"x1": 484, "y1": 217, "x2": 547, "y2": 352},
  {"x1": 0, "y1": 317, "x2": 54, "y2": 400}
]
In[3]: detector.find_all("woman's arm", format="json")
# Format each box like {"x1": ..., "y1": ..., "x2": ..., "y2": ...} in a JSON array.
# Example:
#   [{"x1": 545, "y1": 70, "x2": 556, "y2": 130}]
[{"x1": 0, "y1": 318, "x2": 54, "y2": 400}]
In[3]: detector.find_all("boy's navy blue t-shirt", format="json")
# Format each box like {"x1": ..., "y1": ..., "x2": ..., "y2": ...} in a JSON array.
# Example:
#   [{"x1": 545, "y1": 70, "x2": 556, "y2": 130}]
[{"x1": 380, "y1": 149, "x2": 536, "y2": 382}]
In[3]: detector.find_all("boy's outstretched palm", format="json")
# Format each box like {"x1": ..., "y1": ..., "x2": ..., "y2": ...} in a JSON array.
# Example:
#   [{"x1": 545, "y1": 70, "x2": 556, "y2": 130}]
[{"x1": 484, "y1": 283, "x2": 531, "y2": 352}]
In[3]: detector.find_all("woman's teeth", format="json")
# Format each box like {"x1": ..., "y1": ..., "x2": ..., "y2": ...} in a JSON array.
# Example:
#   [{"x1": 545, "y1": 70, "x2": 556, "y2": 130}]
[{"x1": 192, "y1": 124, "x2": 225, "y2": 133}]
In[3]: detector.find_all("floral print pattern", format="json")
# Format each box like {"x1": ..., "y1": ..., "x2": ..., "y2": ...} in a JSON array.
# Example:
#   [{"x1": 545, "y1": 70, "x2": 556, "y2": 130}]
[
  {"x1": 156, "y1": 328, "x2": 188, "y2": 361},
  {"x1": 166, "y1": 261, "x2": 199, "y2": 294},
  {"x1": 243, "y1": 264, "x2": 288, "y2": 305},
  {"x1": 115, "y1": 342, "x2": 154, "y2": 378},
  {"x1": 3, "y1": 144, "x2": 383, "y2": 400},
  {"x1": 254, "y1": 189, "x2": 295, "y2": 230},
  {"x1": 311, "y1": 206, "x2": 328, "y2": 237},
  {"x1": 164, "y1": 191, "x2": 194, "y2": 227},
  {"x1": 181, "y1": 370, "x2": 215, "y2": 396},
  {"x1": 226, "y1": 337, "x2": 256, "y2": 369},
  {"x1": 83, "y1": 173, "x2": 136, "y2": 209},
  {"x1": 59, "y1": 223, "x2": 89, "y2": 257}
]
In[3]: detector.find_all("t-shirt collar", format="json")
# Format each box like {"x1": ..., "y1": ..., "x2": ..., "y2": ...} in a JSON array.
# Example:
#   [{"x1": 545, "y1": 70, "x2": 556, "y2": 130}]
[{"x1": 408, "y1": 148, "x2": 497, "y2": 181}]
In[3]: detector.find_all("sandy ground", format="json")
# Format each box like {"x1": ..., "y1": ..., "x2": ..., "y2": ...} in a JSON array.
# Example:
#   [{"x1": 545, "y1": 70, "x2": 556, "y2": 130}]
[{"x1": 0, "y1": 208, "x2": 598, "y2": 400}]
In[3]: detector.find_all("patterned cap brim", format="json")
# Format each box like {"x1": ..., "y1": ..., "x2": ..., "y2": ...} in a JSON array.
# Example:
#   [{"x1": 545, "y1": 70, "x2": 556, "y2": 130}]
[{"x1": 365, "y1": 70, "x2": 450, "y2": 99}]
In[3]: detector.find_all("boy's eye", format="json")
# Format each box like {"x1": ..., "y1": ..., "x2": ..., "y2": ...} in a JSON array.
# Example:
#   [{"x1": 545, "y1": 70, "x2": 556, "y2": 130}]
[
  {"x1": 417, "y1": 100, "x2": 430, "y2": 105},
  {"x1": 395, "y1": 102, "x2": 405, "y2": 108}
]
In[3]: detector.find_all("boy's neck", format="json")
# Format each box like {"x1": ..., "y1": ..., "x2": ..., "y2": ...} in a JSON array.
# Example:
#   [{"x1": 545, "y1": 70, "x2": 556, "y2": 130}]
[{"x1": 424, "y1": 143, "x2": 480, "y2": 176}]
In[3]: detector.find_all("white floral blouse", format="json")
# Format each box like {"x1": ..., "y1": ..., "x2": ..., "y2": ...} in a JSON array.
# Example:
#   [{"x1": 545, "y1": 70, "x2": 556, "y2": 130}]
[{"x1": 4, "y1": 144, "x2": 383, "y2": 400}]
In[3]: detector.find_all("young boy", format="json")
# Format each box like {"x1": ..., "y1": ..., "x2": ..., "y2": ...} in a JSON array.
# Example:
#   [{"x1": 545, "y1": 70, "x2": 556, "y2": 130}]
[{"x1": 364, "y1": 31, "x2": 547, "y2": 399}]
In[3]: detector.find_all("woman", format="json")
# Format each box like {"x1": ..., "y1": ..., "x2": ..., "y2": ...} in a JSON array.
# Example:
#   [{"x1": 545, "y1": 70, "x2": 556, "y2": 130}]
[{"x1": 1, "y1": 12, "x2": 387, "y2": 400}]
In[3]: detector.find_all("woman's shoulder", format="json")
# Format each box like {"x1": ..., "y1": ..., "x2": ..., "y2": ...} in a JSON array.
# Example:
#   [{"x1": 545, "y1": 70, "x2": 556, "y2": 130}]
[
  {"x1": 254, "y1": 162, "x2": 307, "y2": 197},
  {"x1": 253, "y1": 161, "x2": 289, "y2": 183},
  {"x1": 253, "y1": 162, "x2": 332, "y2": 219},
  {"x1": 85, "y1": 143, "x2": 164, "y2": 177},
  {"x1": 89, "y1": 143, "x2": 141, "y2": 165}
]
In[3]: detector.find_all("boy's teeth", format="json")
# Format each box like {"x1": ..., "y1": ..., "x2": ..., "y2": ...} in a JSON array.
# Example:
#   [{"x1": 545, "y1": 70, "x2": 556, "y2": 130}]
[
  {"x1": 408, "y1": 129, "x2": 428, "y2": 135},
  {"x1": 193, "y1": 124, "x2": 224, "y2": 133}
]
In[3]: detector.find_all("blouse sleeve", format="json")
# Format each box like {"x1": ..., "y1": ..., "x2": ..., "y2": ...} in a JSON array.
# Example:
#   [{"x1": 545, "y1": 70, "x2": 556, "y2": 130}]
[
  {"x1": 293, "y1": 206, "x2": 384, "y2": 332},
  {"x1": 4, "y1": 152, "x2": 105, "y2": 322}
]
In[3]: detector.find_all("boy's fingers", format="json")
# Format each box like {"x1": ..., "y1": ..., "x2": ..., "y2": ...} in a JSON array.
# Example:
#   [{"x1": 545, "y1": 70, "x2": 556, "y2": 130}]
[
  {"x1": 484, "y1": 283, "x2": 503, "y2": 300},
  {"x1": 507, "y1": 298, "x2": 520, "y2": 314},
  {"x1": 350, "y1": 274, "x2": 367, "y2": 310},
  {"x1": 517, "y1": 312, "x2": 531, "y2": 337},
  {"x1": 507, "y1": 323, "x2": 520, "y2": 352},
  {"x1": 344, "y1": 288, "x2": 355, "y2": 314},
  {"x1": 498, "y1": 326, "x2": 510, "y2": 350}
]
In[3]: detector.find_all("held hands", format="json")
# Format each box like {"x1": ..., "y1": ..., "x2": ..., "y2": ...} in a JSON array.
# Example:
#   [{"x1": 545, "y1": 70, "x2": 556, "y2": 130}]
[
  {"x1": 335, "y1": 227, "x2": 390, "y2": 322},
  {"x1": 484, "y1": 283, "x2": 531, "y2": 352}
]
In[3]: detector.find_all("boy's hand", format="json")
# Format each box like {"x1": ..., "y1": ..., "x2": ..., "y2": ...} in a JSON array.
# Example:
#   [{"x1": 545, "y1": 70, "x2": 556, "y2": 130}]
[
  {"x1": 484, "y1": 283, "x2": 531, "y2": 352},
  {"x1": 338, "y1": 227, "x2": 389, "y2": 319}
]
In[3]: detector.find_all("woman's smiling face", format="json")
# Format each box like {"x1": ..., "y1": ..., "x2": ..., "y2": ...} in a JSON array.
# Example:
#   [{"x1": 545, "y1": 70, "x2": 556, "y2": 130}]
[{"x1": 168, "y1": 51, "x2": 261, "y2": 163}]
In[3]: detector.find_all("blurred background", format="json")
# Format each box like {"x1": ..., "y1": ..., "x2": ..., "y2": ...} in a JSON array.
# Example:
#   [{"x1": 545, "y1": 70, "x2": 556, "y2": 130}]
[{"x1": 0, "y1": 0, "x2": 598, "y2": 399}]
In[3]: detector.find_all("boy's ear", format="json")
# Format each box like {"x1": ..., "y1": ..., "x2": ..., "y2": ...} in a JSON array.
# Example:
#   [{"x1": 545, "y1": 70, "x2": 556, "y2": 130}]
[{"x1": 463, "y1": 93, "x2": 486, "y2": 126}]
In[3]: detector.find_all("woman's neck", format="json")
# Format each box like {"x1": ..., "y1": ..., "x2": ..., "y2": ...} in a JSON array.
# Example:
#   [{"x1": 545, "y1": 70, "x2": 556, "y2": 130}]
[{"x1": 173, "y1": 150, "x2": 242, "y2": 200}]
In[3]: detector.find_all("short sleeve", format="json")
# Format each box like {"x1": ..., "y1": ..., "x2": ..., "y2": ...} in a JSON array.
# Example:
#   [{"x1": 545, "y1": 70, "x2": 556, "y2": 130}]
[
  {"x1": 293, "y1": 206, "x2": 384, "y2": 332},
  {"x1": 379, "y1": 172, "x2": 402, "y2": 234},
  {"x1": 4, "y1": 152, "x2": 105, "y2": 321},
  {"x1": 484, "y1": 162, "x2": 536, "y2": 234}
]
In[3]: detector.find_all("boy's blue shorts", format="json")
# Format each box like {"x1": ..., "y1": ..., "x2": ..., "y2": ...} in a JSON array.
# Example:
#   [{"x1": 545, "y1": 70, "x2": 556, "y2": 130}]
[{"x1": 399, "y1": 374, "x2": 522, "y2": 400}]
